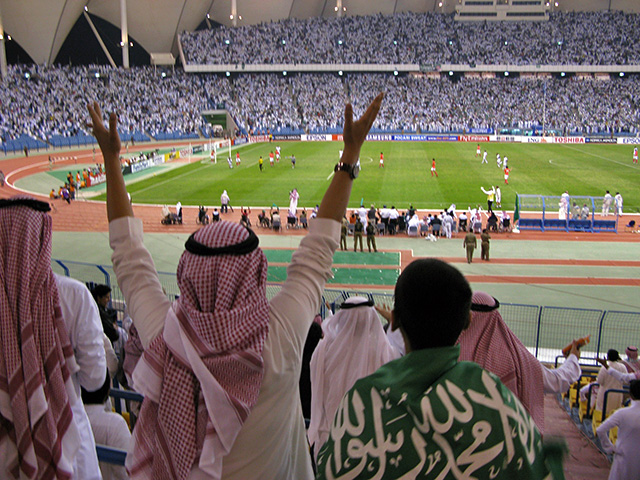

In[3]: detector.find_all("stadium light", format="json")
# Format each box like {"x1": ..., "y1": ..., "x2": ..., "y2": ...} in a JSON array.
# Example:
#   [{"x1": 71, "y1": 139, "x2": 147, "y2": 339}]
[
  {"x1": 448, "y1": 40, "x2": 453, "y2": 46},
  {"x1": 338, "y1": 40, "x2": 343, "y2": 45},
  {"x1": 225, "y1": 71, "x2": 231, "y2": 77},
  {"x1": 282, "y1": 71, "x2": 287, "y2": 76},
  {"x1": 448, "y1": 71, "x2": 454, "y2": 76},
  {"x1": 393, "y1": 70, "x2": 398, "y2": 76},
  {"x1": 282, "y1": 39, "x2": 286, "y2": 45},
  {"x1": 334, "y1": 6, "x2": 338, "y2": 11},
  {"x1": 620, "y1": 72, "x2": 625, "y2": 77},
  {"x1": 554, "y1": 1, "x2": 558, "y2": 6},
  {"x1": 119, "y1": 41, "x2": 124, "y2": 47},
  {"x1": 6, "y1": 35, "x2": 11, "y2": 41},
  {"x1": 94, "y1": 72, "x2": 100, "y2": 78},
  {"x1": 393, "y1": 40, "x2": 398, "y2": 46},
  {"x1": 504, "y1": 41, "x2": 508, "y2": 46},
  {"x1": 161, "y1": 72, "x2": 167, "y2": 78},
  {"x1": 504, "y1": 71, "x2": 510, "y2": 76},
  {"x1": 84, "y1": 5, "x2": 88, "y2": 11},
  {"x1": 225, "y1": 39, "x2": 230, "y2": 45},
  {"x1": 24, "y1": 73, "x2": 30, "y2": 79},
  {"x1": 438, "y1": 2, "x2": 443, "y2": 7},
  {"x1": 338, "y1": 70, "x2": 343, "y2": 76},
  {"x1": 239, "y1": 15, "x2": 243, "y2": 20},
  {"x1": 129, "y1": 41, "x2": 133, "y2": 47},
  {"x1": 206, "y1": 13, "x2": 210, "y2": 19},
  {"x1": 557, "y1": 40, "x2": 563, "y2": 46},
  {"x1": 230, "y1": 14, "x2": 234, "y2": 19}
]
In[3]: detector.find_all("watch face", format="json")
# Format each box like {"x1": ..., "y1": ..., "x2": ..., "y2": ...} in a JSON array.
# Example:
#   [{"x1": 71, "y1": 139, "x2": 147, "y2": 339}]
[{"x1": 351, "y1": 163, "x2": 360, "y2": 179}]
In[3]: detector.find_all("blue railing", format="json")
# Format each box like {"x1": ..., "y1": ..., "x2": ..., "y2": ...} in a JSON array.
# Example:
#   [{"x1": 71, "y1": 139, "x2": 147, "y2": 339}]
[{"x1": 52, "y1": 258, "x2": 640, "y2": 364}]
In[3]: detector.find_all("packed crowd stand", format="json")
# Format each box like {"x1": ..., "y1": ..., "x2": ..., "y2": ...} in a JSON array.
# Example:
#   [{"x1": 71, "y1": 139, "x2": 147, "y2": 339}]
[
  {"x1": 181, "y1": 11, "x2": 640, "y2": 66},
  {"x1": 2, "y1": 66, "x2": 640, "y2": 144}
]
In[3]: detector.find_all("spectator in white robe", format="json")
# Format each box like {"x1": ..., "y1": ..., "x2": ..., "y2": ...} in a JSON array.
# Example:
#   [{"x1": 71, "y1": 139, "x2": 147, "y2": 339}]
[
  {"x1": 596, "y1": 380, "x2": 640, "y2": 480},
  {"x1": 596, "y1": 349, "x2": 627, "y2": 416},
  {"x1": 308, "y1": 296, "x2": 400, "y2": 456},
  {"x1": 82, "y1": 373, "x2": 132, "y2": 480}
]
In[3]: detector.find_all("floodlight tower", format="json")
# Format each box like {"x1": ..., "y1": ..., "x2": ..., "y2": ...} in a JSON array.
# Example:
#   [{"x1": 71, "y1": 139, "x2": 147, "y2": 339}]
[
  {"x1": 0, "y1": 4, "x2": 7, "y2": 80},
  {"x1": 335, "y1": 0, "x2": 346, "y2": 18},
  {"x1": 120, "y1": 0, "x2": 130, "y2": 68},
  {"x1": 231, "y1": 0, "x2": 238, "y2": 26}
]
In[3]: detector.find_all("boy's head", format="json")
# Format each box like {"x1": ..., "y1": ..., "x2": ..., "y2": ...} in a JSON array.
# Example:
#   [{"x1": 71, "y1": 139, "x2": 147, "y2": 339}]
[{"x1": 393, "y1": 259, "x2": 471, "y2": 351}]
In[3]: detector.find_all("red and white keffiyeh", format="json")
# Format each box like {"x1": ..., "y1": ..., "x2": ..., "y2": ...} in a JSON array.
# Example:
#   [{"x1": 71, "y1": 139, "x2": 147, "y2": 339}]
[
  {"x1": 457, "y1": 291, "x2": 545, "y2": 434},
  {"x1": 128, "y1": 221, "x2": 270, "y2": 480},
  {"x1": 0, "y1": 197, "x2": 81, "y2": 479}
]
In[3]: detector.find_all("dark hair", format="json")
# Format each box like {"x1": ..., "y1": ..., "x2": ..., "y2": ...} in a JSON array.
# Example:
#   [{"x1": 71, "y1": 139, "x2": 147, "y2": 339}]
[
  {"x1": 92, "y1": 284, "x2": 112, "y2": 298},
  {"x1": 394, "y1": 259, "x2": 472, "y2": 351},
  {"x1": 630, "y1": 380, "x2": 640, "y2": 400},
  {"x1": 81, "y1": 372, "x2": 111, "y2": 405},
  {"x1": 607, "y1": 349, "x2": 620, "y2": 362}
]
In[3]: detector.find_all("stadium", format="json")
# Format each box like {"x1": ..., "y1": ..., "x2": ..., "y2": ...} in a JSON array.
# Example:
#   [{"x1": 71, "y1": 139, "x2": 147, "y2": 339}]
[{"x1": 1, "y1": 1, "x2": 640, "y2": 479}]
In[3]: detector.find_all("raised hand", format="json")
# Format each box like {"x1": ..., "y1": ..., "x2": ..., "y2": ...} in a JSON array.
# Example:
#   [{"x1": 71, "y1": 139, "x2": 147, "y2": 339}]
[
  {"x1": 342, "y1": 93, "x2": 384, "y2": 163},
  {"x1": 87, "y1": 102, "x2": 121, "y2": 162}
]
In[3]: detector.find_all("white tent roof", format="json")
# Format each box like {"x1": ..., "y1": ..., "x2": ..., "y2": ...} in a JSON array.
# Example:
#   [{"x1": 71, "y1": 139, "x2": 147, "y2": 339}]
[{"x1": 1, "y1": 0, "x2": 638, "y2": 65}]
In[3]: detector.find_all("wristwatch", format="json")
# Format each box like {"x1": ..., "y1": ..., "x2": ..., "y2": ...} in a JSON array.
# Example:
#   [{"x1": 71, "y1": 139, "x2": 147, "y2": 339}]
[{"x1": 334, "y1": 161, "x2": 360, "y2": 179}]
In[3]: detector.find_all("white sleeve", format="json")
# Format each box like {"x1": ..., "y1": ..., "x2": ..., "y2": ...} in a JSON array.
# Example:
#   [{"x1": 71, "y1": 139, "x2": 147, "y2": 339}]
[
  {"x1": 55, "y1": 274, "x2": 107, "y2": 392},
  {"x1": 269, "y1": 218, "x2": 339, "y2": 354},
  {"x1": 103, "y1": 333, "x2": 119, "y2": 377},
  {"x1": 109, "y1": 217, "x2": 171, "y2": 349},
  {"x1": 607, "y1": 367, "x2": 639, "y2": 384},
  {"x1": 542, "y1": 354, "x2": 581, "y2": 393},
  {"x1": 596, "y1": 411, "x2": 621, "y2": 455}
]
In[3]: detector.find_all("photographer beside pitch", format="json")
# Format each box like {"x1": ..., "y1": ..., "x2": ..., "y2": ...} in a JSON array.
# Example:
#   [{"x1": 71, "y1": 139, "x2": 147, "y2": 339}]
[{"x1": 87, "y1": 93, "x2": 383, "y2": 480}]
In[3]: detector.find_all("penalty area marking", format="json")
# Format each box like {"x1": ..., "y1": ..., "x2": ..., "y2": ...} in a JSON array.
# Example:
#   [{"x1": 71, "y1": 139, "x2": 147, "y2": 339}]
[{"x1": 560, "y1": 144, "x2": 637, "y2": 170}]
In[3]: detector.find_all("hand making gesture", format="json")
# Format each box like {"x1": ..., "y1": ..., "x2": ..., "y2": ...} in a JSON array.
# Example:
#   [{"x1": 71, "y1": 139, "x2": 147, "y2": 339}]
[
  {"x1": 341, "y1": 93, "x2": 384, "y2": 164},
  {"x1": 87, "y1": 102, "x2": 121, "y2": 162}
]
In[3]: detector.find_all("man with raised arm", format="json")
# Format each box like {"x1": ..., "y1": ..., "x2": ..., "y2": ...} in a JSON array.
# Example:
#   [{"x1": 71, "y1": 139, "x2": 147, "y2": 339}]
[{"x1": 87, "y1": 92, "x2": 383, "y2": 480}]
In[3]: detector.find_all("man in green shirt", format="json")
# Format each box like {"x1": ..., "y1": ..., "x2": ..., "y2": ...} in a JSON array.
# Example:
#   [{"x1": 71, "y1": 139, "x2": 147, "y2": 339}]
[{"x1": 316, "y1": 259, "x2": 550, "y2": 480}]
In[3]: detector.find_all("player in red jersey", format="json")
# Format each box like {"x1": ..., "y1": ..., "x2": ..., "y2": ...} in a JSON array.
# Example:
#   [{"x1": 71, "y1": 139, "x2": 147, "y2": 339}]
[{"x1": 431, "y1": 158, "x2": 438, "y2": 177}]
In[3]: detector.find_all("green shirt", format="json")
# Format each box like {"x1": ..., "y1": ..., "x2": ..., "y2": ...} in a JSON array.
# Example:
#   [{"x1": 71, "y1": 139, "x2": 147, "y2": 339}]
[{"x1": 316, "y1": 346, "x2": 549, "y2": 480}]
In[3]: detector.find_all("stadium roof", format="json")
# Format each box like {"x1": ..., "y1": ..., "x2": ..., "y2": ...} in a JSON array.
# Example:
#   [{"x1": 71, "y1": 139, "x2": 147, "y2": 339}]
[{"x1": 1, "y1": 0, "x2": 638, "y2": 66}]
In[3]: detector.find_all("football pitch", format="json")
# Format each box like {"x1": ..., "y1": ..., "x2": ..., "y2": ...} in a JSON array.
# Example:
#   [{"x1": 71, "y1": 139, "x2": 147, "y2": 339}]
[{"x1": 98, "y1": 141, "x2": 640, "y2": 213}]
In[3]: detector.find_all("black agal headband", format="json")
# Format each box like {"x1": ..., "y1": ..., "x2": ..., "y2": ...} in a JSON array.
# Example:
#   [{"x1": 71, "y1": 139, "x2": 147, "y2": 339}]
[
  {"x1": 184, "y1": 226, "x2": 259, "y2": 256},
  {"x1": 470, "y1": 297, "x2": 500, "y2": 312},
  {"x1": 0, "y1": 198, "x2": 51, "y2": 212},
  {"x1": 340, "y1": 298, "x2": 375, "y2": 309}
]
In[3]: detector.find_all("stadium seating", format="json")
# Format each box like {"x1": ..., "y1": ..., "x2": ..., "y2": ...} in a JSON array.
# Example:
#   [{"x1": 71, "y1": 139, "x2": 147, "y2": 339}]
[{"x1": 592, "y1": 220, "x2": 617, "y2": 232}]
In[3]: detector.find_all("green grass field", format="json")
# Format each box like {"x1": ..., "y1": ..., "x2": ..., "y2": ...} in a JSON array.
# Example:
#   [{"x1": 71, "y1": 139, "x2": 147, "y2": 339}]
[{"x1": 97, "y1": 141, "x2": 640, "y2": 212}]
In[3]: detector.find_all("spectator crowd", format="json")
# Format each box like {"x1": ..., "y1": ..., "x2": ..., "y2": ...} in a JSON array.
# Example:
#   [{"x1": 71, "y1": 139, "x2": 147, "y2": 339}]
[
  {"x1": 181, "y1": 11, "x2": 640, "y2": 66},
  {"x1": 2, "y1": 66, "x2": 640, "y2": 142}
]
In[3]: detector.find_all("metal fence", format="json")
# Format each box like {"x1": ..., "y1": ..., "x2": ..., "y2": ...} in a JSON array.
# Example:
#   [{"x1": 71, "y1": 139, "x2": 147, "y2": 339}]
[{"x1": 54, "y1": 259, "x2": 640, "y2": 364}]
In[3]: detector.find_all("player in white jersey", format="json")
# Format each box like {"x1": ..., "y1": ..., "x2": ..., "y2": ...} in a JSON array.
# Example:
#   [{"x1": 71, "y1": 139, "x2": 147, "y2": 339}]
[
  {"x1": 481, "y1": 150, "x2": 488, "y2": 164},
  {"x1": 634, "y1": 147, "x2": 638, "y2": 164},
  {"x1": 503, "y1": 156, "x2": 508, "y2": 169},
  {"x1": 496, "y1": 153, "x2": 502, "y2": 168},
  {"x1": 275, "y1": 146, "x2": 281, "y2": 162}
]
